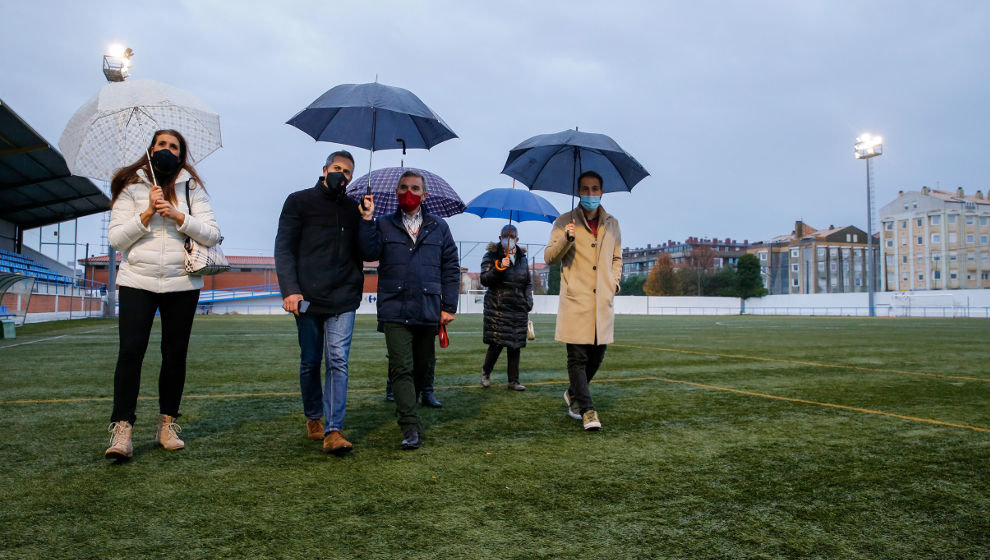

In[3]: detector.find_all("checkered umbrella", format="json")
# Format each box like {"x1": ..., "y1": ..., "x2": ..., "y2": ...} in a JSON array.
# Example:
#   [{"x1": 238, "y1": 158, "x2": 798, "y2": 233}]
[
  {"x1": 346, "y1": 167, "x2": 465, "y2": 218},
  {"x1": 58, "y1": 79, "x2": 221, "y2": 181}
]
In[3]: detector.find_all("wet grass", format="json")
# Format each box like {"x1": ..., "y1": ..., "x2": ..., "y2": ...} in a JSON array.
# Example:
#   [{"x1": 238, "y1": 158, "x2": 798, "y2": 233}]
[{"x1": 0, "y1": 314, "x2": 987, "y2": 559}]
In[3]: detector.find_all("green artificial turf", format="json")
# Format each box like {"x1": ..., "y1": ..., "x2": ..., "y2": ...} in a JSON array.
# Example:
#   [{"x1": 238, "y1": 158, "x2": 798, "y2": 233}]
[{"x1": 0, "y1": 314, "x2": 987, "y2": 559}]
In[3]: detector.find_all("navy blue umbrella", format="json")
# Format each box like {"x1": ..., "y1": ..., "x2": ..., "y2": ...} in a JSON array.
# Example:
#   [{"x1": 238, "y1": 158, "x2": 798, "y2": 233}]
[
  {"x1": 346, "y1": 167, "x2": 465, "y2": 218},
  {"x1": 287, "y1": 82, "x2": 458, "y2": 195},
  {"x1": 501, "y1": 129, "x2": 649, "y2": 196},
  {"x1": 464, "y1": 188, "x2": 560, "y2": 224},
  {"x1": 287, "y1": 82, "x2": 457, "y2": 150}
]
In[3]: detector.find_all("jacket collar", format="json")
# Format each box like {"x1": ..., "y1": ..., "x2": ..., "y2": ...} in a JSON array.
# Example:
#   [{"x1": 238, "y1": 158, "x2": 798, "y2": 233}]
[
  {"x1": 137, "y1": 168, "x2": 192, "y2": 187},
  {"x1": 573, "y1": 205, "x2": 611, "y2": 231}
]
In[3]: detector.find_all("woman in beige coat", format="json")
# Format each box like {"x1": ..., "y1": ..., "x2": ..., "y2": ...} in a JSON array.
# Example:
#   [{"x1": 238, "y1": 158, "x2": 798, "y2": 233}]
[{"x1": 545, "y1": 171, "x2": 622, "y2": 431}]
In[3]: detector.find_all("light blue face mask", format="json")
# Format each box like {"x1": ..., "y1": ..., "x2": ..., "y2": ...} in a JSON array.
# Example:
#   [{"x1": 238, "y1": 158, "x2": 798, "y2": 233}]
[{"x1": 579, "y1": 195, "x2": 601, "y2": 211}]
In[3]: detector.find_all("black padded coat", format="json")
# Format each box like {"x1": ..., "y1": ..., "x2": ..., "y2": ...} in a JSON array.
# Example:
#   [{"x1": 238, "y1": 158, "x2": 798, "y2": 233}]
[{"x1": 480, "y1": 243, "x2": 533, "y2": 349}]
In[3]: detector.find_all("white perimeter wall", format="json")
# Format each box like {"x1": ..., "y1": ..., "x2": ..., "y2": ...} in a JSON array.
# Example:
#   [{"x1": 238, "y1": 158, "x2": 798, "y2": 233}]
[{"x1": 196, "y1": 289, "x2": 990, "y2": 318}]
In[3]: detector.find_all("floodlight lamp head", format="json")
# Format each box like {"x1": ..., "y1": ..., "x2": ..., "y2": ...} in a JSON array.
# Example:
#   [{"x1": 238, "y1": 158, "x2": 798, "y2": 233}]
[
  {"x1": 102, "y1": 46, "x2": 134, "y2": 82},
  {"x1": 854, "y1": 133, "x2": 883, "y2": 159}
]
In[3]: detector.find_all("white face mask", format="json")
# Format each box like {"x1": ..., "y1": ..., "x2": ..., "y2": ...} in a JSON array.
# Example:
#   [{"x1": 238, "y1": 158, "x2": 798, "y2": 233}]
[{"x1": 500, "y1": 237, "x2": 517, "y2": 252}]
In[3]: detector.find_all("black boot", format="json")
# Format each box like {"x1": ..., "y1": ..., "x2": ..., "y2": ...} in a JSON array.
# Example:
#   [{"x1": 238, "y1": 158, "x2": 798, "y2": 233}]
[
  {"x1": 420, "y1": 390, "x2": 442, "y2": 408},
  {"x1": 385, "y1": 377, "x2": 394, "y2": 402}
]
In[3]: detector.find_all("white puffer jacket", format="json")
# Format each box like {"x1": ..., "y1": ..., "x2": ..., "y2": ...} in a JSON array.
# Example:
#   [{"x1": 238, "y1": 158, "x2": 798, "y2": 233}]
[{"x1": 109, "y1": 169, "x2": 221, "y2": 293}]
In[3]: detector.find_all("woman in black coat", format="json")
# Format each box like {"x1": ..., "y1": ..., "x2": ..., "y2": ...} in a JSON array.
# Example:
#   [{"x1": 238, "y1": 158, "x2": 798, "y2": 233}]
[{"x1": 479, "y1": 224, "x2": 534, "y2": 391}]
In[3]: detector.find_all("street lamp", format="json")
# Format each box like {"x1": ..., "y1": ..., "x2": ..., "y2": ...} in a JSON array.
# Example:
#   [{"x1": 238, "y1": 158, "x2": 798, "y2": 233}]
[{"x1": 854, "y1": 133, "x2": 882, "y2": 316}]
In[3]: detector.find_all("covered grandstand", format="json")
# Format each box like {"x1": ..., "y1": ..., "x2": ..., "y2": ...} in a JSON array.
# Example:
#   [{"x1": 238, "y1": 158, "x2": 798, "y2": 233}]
[{"x1": 0, "y1": 98, "x2": 111, "y2": 327}]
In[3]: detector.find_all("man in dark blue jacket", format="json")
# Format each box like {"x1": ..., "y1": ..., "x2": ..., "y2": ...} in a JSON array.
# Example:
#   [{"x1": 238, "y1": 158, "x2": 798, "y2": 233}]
[
  {"x1": 275, "y1": 151, "x2": 368, "y2": 455},
  {"x1": 359, "y1": 169, "x2": 460, "y2": 450}
]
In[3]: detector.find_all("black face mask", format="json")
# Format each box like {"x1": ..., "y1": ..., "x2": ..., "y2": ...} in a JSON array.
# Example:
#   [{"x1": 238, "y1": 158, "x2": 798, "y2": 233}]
[
  {"x1": 323, "y1": 171, "x2": 348, "y2": 193},
  {"x1": 151, "y1": 149, "x2": 181, "y2": 177}
]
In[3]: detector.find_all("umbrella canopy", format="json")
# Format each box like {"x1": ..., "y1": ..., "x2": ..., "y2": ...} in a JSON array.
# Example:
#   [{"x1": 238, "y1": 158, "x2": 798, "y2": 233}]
[
  {"x1": 58, "y1": 78, "x2": 221, "y2": 181},
  {"x1": 286, "y1": 82, "x2": 457, "y2": 151},
  {"x1": 464, "y1": 188, "x2": 560, "y2": 224},
  {"x1": 501, "y1": 129, "x2": 649, "y2": 195},
  {"x1": 346, "y1": 167, "x2": 464, "y2": 218}
]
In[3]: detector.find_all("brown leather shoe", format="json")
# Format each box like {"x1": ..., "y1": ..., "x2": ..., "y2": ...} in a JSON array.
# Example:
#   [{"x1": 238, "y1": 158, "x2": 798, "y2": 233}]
[
  {"x1": 306, "y1": 419, "x2": 323, "y2": 440},
  {"x1": 323, "y1": 430, "x2": 353, "y2": 455}
]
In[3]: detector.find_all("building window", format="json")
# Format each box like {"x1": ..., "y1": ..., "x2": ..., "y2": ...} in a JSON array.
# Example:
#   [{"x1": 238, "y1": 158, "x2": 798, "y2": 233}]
[
  {"x1": 930, "y1": 215, "x2": 941, "y2": 226},
  {"x1": 967, "y1": 253, "x2": 975, "y2": 262},
  {"x1": 967, "y1": 234, "x2": 975, "y2": 244},
  {"x1": 917, "y1": 218, "x2": 923, "y2": 227},
  {"x1": 950, "y1": 272, "x2": 958, "y2": 280},
  {"x1": 913, "y1": 203, "x2": 918, "y2": 209},
  {"x1": 886, "y1": 239, "x2": 894, "y2": 248},
  {"x1": 885, "y1": 222, "x2": 893, "y2": 231},
  {"x1": 817, "y1": 248, "x2": 825, "y2": 258},
  {"x1": 902, "y1": 255, "x2": 908, "y2": 264},
  {"x1": 949, "y1": 214, "x2": 957, "y2": 224},
  {"x1": 931, "y1": 234, "x2": 940, "y2": 243},
  {"x1": 918, "y1": 273, "x2": 924, "y2": 281},
  {"x1": 918, "y1": 236, "x2": 924, "y2": 245},
  {"x1": 981, "y1": 235, "x2": 989, "y2": 244},
  {"x1": 934, "y1": 270, "x2": 941, "y2": 280},
  {"x1": 949, "y1": 253, "x2": 958, "y2": 262},
  {"x1": 853, "y1": 234, "x2": 858, "y2": 242},
  {"x1": 980, "y1": 217, "x2": 988, "y2": 226},
  {"x1": 790, "y1": 248, "x2": 799, "y2": 258},
  {"x1": 917, "y1": 255, "x2": 924, "y2": 263},
  {"x1": 966, "y1": 215, "x2": 974, "y2": 225},
  {"x1": 983, "y1": 272, "x2": 990, "y2": 281},
  {"x1": 792, "y1": 277, "x2": 799, "y2": 287},
  {"x1": 949, "y1": 233, "x2": 957, "y2": 243},
  {"x1": 791, "y1": 263, "x2": 799, "y2": 272},
  {"x1": 845, "y1": 234, "x2": 851, "y2": 242},
  {"x1": 759, "y1": 251, "x2": 767, "y2": 261},
  {"x1": 901, "y1": 220, "x2": 907, "y2": 229}
]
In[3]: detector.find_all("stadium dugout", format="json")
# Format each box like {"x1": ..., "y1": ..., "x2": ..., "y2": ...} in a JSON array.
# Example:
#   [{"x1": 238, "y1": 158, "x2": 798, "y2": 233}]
[{"x1": 0, "y1": 98, "x2": 110, "y2": 330}]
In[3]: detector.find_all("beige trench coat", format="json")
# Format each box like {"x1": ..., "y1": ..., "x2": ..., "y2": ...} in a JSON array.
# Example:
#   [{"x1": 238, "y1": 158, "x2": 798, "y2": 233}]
[{"x1": 544, "y1": 206, "x2": 622, "y2": 345}]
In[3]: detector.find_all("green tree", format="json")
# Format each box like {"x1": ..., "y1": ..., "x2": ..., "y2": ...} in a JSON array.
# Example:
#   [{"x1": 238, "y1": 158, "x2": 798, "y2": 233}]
[
  {"x1": 644, "y1": 253, "x2": 680, "y2": 295},
  {"x1": 620, "y1": 274, "x2": 647, "y2": 296},
  {"x1": 735, "y1": 253, "x2": 767, "y2": 298},
  {"x1": 547, "y1": 262, "x2": 561, "y2": 295}
]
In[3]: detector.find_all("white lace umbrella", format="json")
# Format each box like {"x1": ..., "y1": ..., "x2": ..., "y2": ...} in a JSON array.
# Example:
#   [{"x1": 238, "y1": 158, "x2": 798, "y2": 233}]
[{"x1": 58, "y1": 78, "x2": 221, "y2": 181}]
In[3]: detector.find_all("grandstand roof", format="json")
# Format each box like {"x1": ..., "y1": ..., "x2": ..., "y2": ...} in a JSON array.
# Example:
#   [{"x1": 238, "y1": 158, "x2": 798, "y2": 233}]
[{"x1": 0, "y1": 99, "x2": 110, "y2": 229}]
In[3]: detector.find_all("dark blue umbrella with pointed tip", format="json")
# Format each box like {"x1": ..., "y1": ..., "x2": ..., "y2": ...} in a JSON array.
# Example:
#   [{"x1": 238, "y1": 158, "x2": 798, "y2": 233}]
[
  {"x1": 287, "y1": 81, "x2": 458, "y2": 196},
  {"x1": 501, "y1": 129, "x2": 649, "y2": 197},
  {"x1": 464, "y1": 188, "x2": 560, "y2": 224}
]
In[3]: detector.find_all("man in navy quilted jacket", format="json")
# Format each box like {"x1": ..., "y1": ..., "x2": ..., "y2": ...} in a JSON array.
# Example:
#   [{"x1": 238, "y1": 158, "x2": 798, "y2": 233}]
[{"x1": 359, "y1": 169, "x2": 460, "y2": 450}]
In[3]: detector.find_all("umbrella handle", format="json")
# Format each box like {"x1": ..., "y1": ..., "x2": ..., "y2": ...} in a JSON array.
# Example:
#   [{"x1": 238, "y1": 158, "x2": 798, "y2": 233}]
[{"x1": 146, "y1": 149, "x2": 158, "y2": 187}]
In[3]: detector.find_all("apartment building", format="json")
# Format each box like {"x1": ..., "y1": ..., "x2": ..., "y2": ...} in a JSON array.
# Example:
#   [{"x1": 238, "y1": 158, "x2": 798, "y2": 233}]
[
  {"x1": 878, "y1": 187, "x2": 990, "y2": 290},
  {"x1": 748, "y1": 221, "x2": 877, "y2": 295},
  {"x1": 621, "y1": 237, "x2": 749, "y2": 279}
]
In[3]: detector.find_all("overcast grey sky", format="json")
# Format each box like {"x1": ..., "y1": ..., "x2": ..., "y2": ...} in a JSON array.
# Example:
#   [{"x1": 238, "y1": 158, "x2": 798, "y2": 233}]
[{"x1": 4, "y1": 0, "x2": 989, "y2": 266}]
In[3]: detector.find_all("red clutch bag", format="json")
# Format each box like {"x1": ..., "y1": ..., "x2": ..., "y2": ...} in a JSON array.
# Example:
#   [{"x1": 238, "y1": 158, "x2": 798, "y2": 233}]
[{"x1": 438, "y1": 324, "x2": 450, "y2": 348}]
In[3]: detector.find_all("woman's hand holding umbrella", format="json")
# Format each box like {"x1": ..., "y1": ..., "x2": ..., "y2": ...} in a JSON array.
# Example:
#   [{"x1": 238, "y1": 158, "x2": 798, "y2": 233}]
[{"x1": 141, "y1": 186, "x2": 164, "y2": 227}]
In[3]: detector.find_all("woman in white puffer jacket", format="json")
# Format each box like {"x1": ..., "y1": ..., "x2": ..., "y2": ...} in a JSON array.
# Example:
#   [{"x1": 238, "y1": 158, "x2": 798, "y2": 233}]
[{"x1": 104, "y1": 129, "x2": 221, "y2": 461}]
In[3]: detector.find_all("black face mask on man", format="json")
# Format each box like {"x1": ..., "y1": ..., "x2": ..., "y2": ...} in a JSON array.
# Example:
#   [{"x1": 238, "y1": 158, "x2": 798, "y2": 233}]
[
  {"x1": 150, "y1": 149, "x2": 182, "y2": 177},
  {"x1": 323, "y1": 171, "x2": 349, "y2": 194}
]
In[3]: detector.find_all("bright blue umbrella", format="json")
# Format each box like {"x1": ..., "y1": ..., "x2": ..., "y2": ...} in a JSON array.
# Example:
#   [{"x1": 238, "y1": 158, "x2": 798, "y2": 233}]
[
  {"x1": 346, "y1": 167, "x2": 465, "y2": 218},
  {"x1": 501, "y1": 129, "x2": 649, "y2": 196},
  {"x1": 464, "y1": 188, "x2": 560, "y2": 224}
]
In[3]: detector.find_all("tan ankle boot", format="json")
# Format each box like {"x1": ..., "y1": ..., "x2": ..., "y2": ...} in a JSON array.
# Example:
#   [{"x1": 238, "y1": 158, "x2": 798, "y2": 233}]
[
  {"x1": 155, "y1": 414, "x2": 185, "y2": 450},
  {"x1": 105, "y1": 421, "x2": 133, "y2": 460}
]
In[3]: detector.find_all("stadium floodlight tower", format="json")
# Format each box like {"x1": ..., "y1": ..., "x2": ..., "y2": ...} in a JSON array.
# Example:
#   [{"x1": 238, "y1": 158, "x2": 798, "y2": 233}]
[
  {"x1": 102, "y1": 45, "x2": 133, "y2": 82},
  {"x1": 854, "y1": 133, "x2": 882, "y2": 317}
]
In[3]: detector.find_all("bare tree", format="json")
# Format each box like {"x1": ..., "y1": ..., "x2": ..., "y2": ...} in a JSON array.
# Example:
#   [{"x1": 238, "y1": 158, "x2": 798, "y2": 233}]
[{"x1": 688, "y1": 245, "x2": 716, "y2": 295}]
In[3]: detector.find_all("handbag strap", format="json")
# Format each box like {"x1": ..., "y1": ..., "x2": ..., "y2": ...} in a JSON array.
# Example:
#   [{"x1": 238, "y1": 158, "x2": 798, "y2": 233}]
[{"x1": 183, "y1": 180, "x2": 192, "y2": 215}]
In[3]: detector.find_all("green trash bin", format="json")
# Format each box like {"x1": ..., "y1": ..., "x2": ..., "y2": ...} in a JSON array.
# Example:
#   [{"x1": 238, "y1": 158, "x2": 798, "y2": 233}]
[{"x1": 1, "y1": 319, "x2": 15, "y2": 339}]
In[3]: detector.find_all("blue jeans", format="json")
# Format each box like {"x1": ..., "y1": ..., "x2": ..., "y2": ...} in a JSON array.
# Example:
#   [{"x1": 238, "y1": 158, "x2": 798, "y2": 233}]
[{"x1": 294, "y1": 311, "x2": 356, "y2": 433}]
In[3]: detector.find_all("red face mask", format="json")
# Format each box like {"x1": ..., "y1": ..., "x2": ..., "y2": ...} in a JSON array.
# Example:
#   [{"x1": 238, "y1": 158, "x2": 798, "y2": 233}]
[{"x1": 398, "y1": 190, "x2": 422, "y2": 213}]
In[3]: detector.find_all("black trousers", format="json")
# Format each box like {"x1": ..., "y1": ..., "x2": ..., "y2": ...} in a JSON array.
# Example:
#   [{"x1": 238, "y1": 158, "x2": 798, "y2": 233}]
[
  {"x1": 110, "y1": 286, "x2": 200, "y2": 425},
  {"x1": 566, "y1": 343, "x2": 607, "y2": 414},
  {"x1": 482, "y1": 344, "x2": 521, "y2": 383}
]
